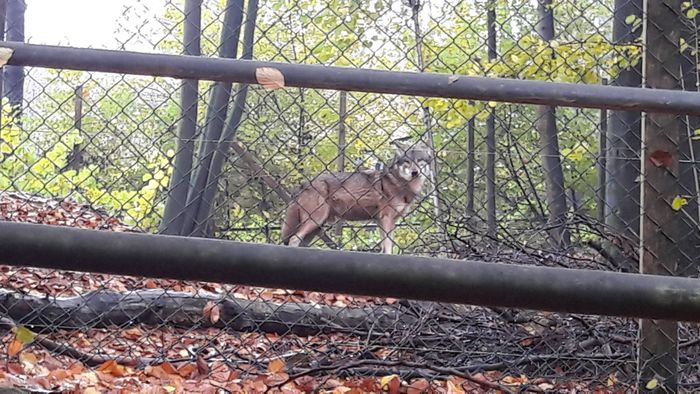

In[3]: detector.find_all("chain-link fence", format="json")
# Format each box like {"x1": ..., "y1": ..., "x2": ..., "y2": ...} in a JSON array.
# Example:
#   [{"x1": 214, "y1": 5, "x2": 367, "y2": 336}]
[{"x1": 0, "y1": 0, "x2": 698, "y2": 391}]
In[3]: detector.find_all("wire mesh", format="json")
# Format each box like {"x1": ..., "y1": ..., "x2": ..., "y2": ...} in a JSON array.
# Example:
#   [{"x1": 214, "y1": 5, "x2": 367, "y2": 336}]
[{"x1": 0, "y1": 0, "x2": 699, "y2": 391}]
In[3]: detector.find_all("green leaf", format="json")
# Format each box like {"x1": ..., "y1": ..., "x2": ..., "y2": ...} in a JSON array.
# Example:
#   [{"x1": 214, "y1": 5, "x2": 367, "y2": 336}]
[
  {"x1": 671, "y1": 196, "x2": 688, "y2": 211},
  {"x1": 645, "y1": 378, "x2": 659, "y2": 390},
  {"x1": 624, "y1": 15, "x2": 637, "y2": 25},
  {"x1": 15, "y1": 326, "x2": 35, "y2": 345},
  {"x1": 687, "y1": 8, "x2": 699, "y2": 18}
]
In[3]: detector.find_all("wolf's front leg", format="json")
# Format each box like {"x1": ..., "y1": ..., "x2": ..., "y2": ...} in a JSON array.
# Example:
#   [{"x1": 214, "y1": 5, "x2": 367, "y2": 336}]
[{"x1": 377, "y1": 215, "x2": 396, "y2": 254}]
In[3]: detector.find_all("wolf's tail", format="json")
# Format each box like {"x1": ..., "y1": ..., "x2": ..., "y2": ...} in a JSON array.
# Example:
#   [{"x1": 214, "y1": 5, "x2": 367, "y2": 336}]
[{"x1": 281, "y1": 202, "x2": 300, "y2": 245}]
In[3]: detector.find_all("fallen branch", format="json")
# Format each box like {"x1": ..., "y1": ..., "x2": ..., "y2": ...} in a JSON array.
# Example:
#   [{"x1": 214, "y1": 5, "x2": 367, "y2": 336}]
[{"x1": 0, "y1": 288, "x2": 414, "y2": 336}]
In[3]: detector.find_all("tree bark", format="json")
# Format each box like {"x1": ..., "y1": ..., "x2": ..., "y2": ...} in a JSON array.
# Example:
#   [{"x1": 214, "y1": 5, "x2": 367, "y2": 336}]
[
  {"x1": 605, "y1": 0, "x2": 643, "y2": 270},
  {"x1": 677, "y1": 0, "x2": 700, "y2": 276},
  {"x1": 536, "y1": 0, "x2": 570, "y2": 248},
  {"x1": 335, "y1": 91, "x2": 348, "y2": 242},
  {"x1": 597, "y1": 79, "x2": 608, "y2": 223},
  {"x1": 160, "y1": 0, "x2": 202, "y2": 235},
  {"x1": 485, "y1": 1, "x2": 497, "y2": 236},
  {"x1": 637, "y1": 1, "x2": 684, "y2": 390},
  {"x1": 466, "y1": 112, "x2": 475, "y2": 214}
]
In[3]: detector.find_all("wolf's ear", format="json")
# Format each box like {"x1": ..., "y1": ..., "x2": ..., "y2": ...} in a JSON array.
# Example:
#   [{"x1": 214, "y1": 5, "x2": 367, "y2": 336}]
[{"x1": 391, "y1": 139, "x2": 410, "y2": 153}]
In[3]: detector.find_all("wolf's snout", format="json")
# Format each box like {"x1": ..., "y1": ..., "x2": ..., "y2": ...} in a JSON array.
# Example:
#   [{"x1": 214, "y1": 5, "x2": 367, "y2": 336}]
[{"x1": 411, "y1": 170, "x2": 419, "y2": 177}]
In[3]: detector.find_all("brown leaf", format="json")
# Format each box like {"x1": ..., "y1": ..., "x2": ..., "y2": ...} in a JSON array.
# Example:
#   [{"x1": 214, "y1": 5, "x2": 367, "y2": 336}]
[
  {"x1": 96, "y1": 360, "x2": 127, "y2": 377},
  {"x1": 267, "y1": 358, "x2": 286, "y2": 374},
  {"x1": 203, "y1": 301, "x2": 220, "y2": 324},
  {"x1": 8, "y1": 339, "x2": 22, "y2": 357},
  {"x1": 121, "y1": 327, "x2": 143, "y2": 340},
  {"x1": 407, "y1": 378, "x2": 430, "y2": 394},
  {"x1": 255, "y1": 67, "x2": 286, "y2": 90},
  {"x1": 196, "y1": 355, "x2": 210, "y2": 375},
  {"x1": 649, "y1": 150, "x2": 673, "y2": 168},
  {"x1": 177, "y1": 362, "x2": 198, "y2": 379}
]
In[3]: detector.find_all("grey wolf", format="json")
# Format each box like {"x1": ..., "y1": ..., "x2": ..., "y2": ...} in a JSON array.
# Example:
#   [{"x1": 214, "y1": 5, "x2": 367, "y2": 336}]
[{"x1": 281, "y1": 140, "x2": 432, "y2": 254}]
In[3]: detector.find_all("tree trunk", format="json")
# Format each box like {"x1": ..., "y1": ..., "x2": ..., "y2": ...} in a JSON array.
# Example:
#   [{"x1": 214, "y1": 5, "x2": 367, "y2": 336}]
[
  {"x1": 335, "y1": 91, "x2": 348, "y2": 243},
  {"x1": 637, "y1": 1, "x2": 683, "y2": 389},
  {"x1": 189, "y1": 0, "x2": 259, "y2": 237},
  {"x1": 466, "y1": 112, "x2": 475, "y2": 214},
  {"x1": 605, "y1": 0, "x2": 642, "y2": 270},
  {"x1": 597, "y1": 79, "x2": 608, "y2": 223},
  {"x1": 677, "y1": 0, "x2": 700, "y2": 276},
  {"x1": 409, "y1": 0, "x2": 443, "y2": 226},
  {"x1": 536, "y1": 0, "x2": 570, "y2": 248},
  {"x1": 182, "y1": 0, "x2": 245, "y2": 236},
  {"x1": 3, "y1": 0, "x2": 25, "y2": 120},
  {"x1": 485, "y1": 1, "x2": 497, "y2": 237},
  {"x1": 160, "y1": 0, "x2": 202, "y2": 235}
]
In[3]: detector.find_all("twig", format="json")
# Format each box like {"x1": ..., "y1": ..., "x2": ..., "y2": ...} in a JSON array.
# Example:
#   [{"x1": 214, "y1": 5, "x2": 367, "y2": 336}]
[{"x1": 274, "y1": 358, "x2": 513, "y2": 393}]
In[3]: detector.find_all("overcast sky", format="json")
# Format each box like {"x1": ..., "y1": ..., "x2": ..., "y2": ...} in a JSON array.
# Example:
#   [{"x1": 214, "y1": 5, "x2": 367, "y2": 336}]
[{"x1": 24, "y1": 0, "x2": 161, "y2": 49}]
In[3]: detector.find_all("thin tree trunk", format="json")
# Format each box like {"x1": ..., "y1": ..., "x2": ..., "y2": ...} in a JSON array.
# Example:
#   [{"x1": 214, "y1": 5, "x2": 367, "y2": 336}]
[
  {"x1": 63, "y1": 85, "x2": 86, "y2": 172},
  {"x1": 409, "y1": 0, "x2": 442, "y2": 225},
  {"x1": 3, "y1": 0, "x2": 24, "y2": 120},
  {"x1": 189, "y1": 0, "x2": 259, "y2": 237},
  {"x1": 597, "y1": 79, "x2": 608, "y2": 223},
  {"x1": 466, "y1": 111, "x2": 475, "y2": 214},
  {"x1": 605, "y1": 0, "x2": 642, "y2": 269},
  {"x1": 335, "y1": 91, "x2": 348, "y2": 243},
  {"x1": 0, "y1": 0, "x2": 6, "y2": 130},
  {"x1": 536, "y1": 0, "x2": 570, "y2": 248},
  {"x1": 485, "y1": 1, "x2": 497, "y2": 236},
  {"x1": 182, "y1": 0, "x2": 245, "y2": 236},
  {"x1": 160, "y1": 0, "x2": 202, "y2": 235}
]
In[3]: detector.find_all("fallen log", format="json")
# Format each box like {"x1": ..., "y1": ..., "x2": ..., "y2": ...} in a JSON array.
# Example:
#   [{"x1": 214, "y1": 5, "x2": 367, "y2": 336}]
[{"x1": 0, "y1": 289, "x2": 414, "y2": 336}]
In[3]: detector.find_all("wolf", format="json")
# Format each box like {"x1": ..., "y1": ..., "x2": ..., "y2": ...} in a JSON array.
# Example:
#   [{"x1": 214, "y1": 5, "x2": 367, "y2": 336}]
[{"x1": 281, "y1": 140, "x2": 432, "y2": 254}]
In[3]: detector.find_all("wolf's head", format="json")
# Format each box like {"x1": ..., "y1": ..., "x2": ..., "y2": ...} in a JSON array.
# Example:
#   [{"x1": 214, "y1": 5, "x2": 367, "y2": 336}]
[{"x1": 387, "y1": 139, "x2": 433, "y2": 182}]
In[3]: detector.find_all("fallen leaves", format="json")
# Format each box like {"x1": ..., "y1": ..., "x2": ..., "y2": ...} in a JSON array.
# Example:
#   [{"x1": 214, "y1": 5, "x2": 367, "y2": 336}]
[{"x1": 267, "y1": 358, "x2": 286, "y2": 374}]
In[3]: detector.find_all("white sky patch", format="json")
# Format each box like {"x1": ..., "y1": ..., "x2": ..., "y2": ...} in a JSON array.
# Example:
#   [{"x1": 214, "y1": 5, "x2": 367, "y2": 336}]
[{"x1": 24, "y1": 0, "x2": 134, "y2": 48}]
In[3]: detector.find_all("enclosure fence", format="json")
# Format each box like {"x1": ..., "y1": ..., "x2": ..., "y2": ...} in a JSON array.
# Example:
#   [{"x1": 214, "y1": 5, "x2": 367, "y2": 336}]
[{"x1": 0, "y1": 0, "x2": 699, "y2": 392}]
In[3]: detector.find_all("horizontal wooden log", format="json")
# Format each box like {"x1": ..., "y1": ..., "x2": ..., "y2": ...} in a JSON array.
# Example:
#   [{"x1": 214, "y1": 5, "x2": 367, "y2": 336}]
[
  {"x1": 2, "y1": 222, "x2": 700, "y2": 321},
  {"x1": 1, "y1": 41, "x2": 700, "y2": 115},
  {"x1": 0, "y1": 288, "x2": 411, "y2": 336}
]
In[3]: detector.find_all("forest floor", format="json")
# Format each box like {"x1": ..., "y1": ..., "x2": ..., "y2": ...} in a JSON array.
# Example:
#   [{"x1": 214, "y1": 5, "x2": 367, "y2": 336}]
[{"x1": 0, "y1": 191, "x2": 684, "y2": 393}]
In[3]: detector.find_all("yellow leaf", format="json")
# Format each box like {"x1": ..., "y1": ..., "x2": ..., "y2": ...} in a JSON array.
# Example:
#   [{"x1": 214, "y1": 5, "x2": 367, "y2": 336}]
[
  {"x1": 380, "y1": 374, "x2": 401, "y2": 393},
  {"x1": 15, "y1": 326, "x2": 35, "y2": 344},
  {"x1": 164, "y1": 386, "x2": 176, "y2": 393},
  {"x1": 671, "y1": 196, "x2": 688, "y2": 211},
  {"x1": 267, "y1": 358, "x2": 285, "y2": 374},
  {"x1": 255, "y1": 67, "x2": 285, "y2": 90},
  {"x1": 646, "y1": 378, "x2": 659, "y2": 390},
  {"x1": 487, "y1": 101, "x2": 497, "y2": 108}
]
